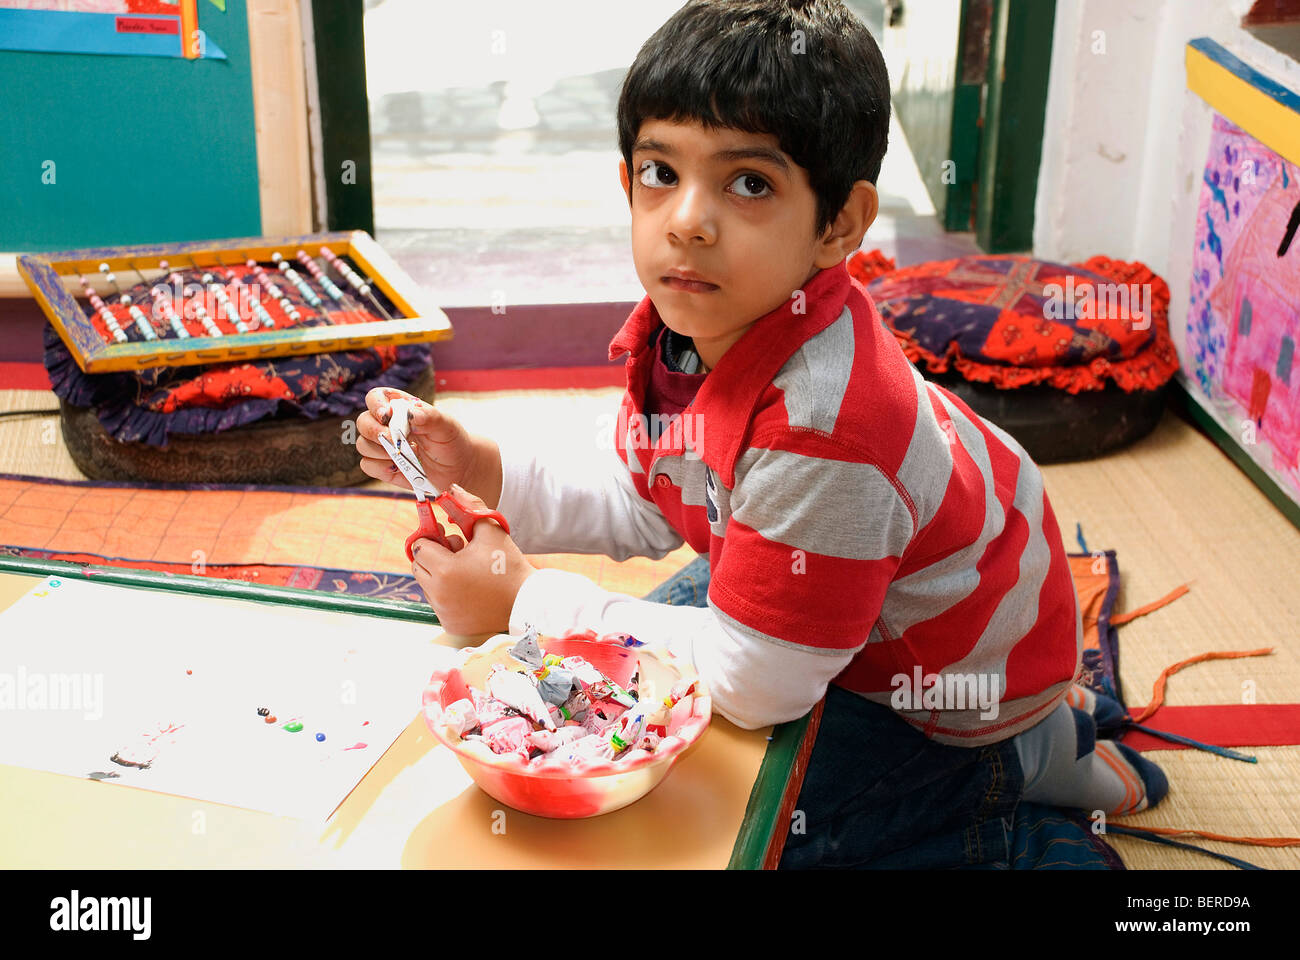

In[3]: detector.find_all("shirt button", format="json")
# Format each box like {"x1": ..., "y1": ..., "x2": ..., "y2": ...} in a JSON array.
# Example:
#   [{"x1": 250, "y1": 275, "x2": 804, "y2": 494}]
[{"x1": 655, "y1": 474, "x2": 670, "y2": 488}]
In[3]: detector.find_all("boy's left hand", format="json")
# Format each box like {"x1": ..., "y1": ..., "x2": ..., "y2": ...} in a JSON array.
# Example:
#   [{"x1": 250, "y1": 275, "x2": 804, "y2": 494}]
[{"x1": 408, "y1": 484, "x2": 537, "y2": 636}]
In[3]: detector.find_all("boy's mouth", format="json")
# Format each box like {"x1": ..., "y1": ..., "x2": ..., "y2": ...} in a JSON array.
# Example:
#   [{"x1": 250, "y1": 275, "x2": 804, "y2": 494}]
[{"x1": 661, "y1": 269, "x2": 720, "y2": 293}]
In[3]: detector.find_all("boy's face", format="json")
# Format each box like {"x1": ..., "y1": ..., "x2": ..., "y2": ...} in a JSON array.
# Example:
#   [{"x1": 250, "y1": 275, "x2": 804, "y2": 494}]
[{"x1": 619, "y1": 118, "x2": 875, "y2": 371}]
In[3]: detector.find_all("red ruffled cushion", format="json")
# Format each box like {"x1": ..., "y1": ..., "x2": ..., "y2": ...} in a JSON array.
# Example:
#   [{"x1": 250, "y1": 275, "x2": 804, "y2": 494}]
[{"x1": 848, "y1": 250, "x2": 1179, "y2": 393}]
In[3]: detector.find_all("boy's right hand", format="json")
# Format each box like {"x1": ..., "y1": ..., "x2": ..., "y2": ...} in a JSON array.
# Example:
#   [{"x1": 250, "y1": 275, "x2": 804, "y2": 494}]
[{"x1": 356, "y1": 388, "x2": 502, "y2": 509}]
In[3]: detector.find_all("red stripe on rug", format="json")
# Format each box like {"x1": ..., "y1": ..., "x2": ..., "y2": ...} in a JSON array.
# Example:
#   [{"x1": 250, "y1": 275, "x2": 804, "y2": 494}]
[
  {"x1": 1123, "y1": 704, "x2": 1300, "y2": 750},
  {"x1": 0, "y1": 362, "x2": 51, "y2": 390},
  {"x1": 435, "y1": 366, "x2": 626, "y2": 391}
]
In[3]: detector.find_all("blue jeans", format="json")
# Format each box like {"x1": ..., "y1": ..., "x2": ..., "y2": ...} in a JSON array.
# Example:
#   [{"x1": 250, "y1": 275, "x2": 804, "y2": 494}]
[{"x1": 643, "y1": 555, "x2": 1121, "y2": 870}]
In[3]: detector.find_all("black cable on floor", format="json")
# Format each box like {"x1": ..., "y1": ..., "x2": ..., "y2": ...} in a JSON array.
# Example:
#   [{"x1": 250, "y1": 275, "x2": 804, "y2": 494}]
[{"x1": 0, "y1": 408, "x2": 61, "y2": 420}]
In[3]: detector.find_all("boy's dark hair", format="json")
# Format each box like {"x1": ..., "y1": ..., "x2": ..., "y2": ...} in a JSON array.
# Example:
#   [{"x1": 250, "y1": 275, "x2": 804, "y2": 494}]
[{"x1": 617, "y1": 0, "x2": 890, "y2": 237}]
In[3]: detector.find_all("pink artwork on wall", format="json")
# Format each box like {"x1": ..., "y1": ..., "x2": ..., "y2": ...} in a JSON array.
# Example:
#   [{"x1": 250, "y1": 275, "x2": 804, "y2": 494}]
[{"x1": 1188, "y1": 114, "x2": 1300, "y2": 494}]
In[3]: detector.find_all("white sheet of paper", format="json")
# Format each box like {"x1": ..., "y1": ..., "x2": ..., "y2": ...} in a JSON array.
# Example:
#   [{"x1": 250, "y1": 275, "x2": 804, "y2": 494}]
[{"x1": 0, "y1": 575, "x2": 457, "y2": 822}]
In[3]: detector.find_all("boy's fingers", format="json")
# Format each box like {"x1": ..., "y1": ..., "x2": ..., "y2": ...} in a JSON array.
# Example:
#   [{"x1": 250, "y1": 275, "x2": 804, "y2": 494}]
[
  {"x1": 358, "y1": 455, "x2": 410, "y2": 487},
  {"x1": 409, "y1": 406, "x2": 464, "y2": 448},
  {"x1": 354, "y1": 434, "x2": 389, "y2": 460},
  {"x1": 366, "y1": 387, "x2": 416, "y2": 424},
  {"x1": 410, "y1": 537, "x2": 456, "y2": 571},
  {"x1": 366, "y1": 386, "x2": 401, "y2": 414},
  {"x1": 448, "y1": 483, "x2": 488, "y2": 509},
  {"x1": 406, "y1": 400, "x2": 447, "y2": 429},
  {"x1": 355, "y1": 411, "x2": 382, "y2": 442}
]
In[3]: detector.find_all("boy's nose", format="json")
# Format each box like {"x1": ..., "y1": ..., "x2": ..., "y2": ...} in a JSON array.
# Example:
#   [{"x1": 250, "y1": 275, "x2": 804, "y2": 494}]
[{"x1": 666, "y1": 184, "x2": 716, "y2": 244}]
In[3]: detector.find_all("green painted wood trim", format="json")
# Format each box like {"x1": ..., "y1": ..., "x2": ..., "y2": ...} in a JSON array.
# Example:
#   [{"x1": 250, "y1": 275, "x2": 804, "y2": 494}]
[
  {"x1": 0, "y1": 554, "x2": 438, "y2": 625},
  {"x1": 975, "y1": 0, "x2": 1057, "y2": 253},
  {"x1": 727, "y1": 709, "x2": 813, "y2": 869},
  {"x1": 944, "y1": 0, "x2": 985, "y2": 232},
  {"x1": 311, "y1": 0, "x2": 375, "y2": 234},
  {"x1": 945, "y1": 83, "x2": 982, "y2": 231},
  {"x1": 1169, "y1": 381, "x2": 1300, "y2": 533}
]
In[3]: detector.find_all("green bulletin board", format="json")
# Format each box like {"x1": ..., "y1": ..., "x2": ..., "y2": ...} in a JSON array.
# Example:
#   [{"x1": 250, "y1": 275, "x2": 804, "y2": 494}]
[{"x1": 0, "y1": 0, "x2": 261, "y2": 252}]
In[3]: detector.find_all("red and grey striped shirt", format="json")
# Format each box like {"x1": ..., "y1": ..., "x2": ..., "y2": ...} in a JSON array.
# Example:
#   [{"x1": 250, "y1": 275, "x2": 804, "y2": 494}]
[{"x1": 502, "y1": 259, "x2": 1081, "y2": 742}]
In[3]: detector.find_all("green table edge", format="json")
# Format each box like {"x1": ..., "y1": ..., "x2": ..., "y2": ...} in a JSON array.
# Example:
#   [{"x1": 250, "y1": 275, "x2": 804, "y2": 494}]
[
  {"x1": 0, "y1": 553, "x2": 806, "y2": 867},
  {"x1": 728, "y1": 710, "x2": 811, "y2": 870}
]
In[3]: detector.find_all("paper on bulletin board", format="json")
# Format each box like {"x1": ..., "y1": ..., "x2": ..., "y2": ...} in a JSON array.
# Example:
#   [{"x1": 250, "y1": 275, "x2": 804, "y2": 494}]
[
  {"x1": 0, "y1": 576, "x2": 454, "y2": 821},
  {"x1": 0, "y1": 1, "x2": 227, "y2": 60}
]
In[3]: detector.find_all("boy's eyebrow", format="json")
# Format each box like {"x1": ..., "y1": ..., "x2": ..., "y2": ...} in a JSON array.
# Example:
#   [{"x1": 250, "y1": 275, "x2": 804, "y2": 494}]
[{"x1": 632, "y1": 137, "x2": 790, "y2": 176}]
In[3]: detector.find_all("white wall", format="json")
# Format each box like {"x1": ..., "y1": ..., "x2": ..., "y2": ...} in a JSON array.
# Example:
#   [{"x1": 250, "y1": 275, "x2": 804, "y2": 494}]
[
  {"x1": 1035, "y1": 0, "x2": 1300, "y2": 501},
  {"x1": 1034, "y1": 0, "x2": 1298, "y2": 277}
]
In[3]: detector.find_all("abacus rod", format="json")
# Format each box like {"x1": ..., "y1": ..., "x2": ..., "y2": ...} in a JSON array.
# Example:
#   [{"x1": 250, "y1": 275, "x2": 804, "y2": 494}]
[
  {"x1": 128, "y1": 259, "x2": 190, "y2": 340},
  {"x1": 293, "y1": 249, "x2": 349, "y2": 306},
  {"x1": 162, "y1": 255, "x2": 222, "y2": 338},
  {"x1": 98, "y1": 261, "x2": 158, "y2": 341},
  {"x1": 73, "y1": 268, "x2": 128, "y2": 344},
  {"x1": 242, "y1": 253, "x2": 303, "y2": 325},
  {"x1": 179, "y1": 253, "x2": 250, "y2": 333},
  {"x1": 269, "y1": 250, "x2": 325, "y2": 311},
  {"x1": 319, "y1": 247, "x2": 395, "y2": 321},
  {"x1": 213, "y1": 252, "x2": 277, "y2": 331}
]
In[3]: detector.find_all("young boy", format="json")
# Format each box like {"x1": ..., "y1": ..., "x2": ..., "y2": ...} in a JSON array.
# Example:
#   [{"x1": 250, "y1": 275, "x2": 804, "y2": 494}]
[{"x1": 357, "y1": 0, "x2": 1166, "y2": 867}]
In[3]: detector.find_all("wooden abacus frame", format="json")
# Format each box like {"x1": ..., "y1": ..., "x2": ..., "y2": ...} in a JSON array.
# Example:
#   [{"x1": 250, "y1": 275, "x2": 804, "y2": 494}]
[{"x1": 17, "y1": 230, "x2": 452, "y2": 373}]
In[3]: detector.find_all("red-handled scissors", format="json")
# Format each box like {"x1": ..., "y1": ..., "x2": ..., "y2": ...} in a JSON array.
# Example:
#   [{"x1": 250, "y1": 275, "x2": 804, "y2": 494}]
[{"x1": 378, "y1": 401, "x2": 510, "y2": 561}]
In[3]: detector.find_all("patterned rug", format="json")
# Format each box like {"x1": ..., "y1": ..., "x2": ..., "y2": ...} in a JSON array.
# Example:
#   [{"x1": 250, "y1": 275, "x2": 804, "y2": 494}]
[{"x1": 0, "y1": 471, "x2": 699, "y2": 602}]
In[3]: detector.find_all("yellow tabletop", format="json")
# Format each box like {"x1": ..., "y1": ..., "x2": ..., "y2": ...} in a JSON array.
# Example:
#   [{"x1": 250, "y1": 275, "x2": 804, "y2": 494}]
[{"x1": 0, "y1": 570, "x2": 775, "y2": 869}]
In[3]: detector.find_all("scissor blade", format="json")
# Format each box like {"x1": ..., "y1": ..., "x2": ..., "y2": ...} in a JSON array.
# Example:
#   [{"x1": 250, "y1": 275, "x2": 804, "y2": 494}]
[{"x1": 377, "y1": 432, "x2": 436, "y2": 499}]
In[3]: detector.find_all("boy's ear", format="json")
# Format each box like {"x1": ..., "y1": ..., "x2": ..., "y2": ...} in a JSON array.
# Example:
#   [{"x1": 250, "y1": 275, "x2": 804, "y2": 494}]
[
  {"x1": 814, "y1": 180, "x2": 880, "y2": 268},
  {"x1": 618, "y1": 159, "x2": 632, "y2": 206}
]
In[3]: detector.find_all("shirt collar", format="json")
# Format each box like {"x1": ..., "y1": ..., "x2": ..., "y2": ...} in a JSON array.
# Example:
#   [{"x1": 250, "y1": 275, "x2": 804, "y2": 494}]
[{"x1": 608, "y1": 260, "x2": 852, "y2": 487}]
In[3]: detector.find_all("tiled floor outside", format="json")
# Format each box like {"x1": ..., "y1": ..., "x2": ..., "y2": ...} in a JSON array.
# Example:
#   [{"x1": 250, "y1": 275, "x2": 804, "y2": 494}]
[{"x1": 363, "y1": 0, "x2": 979, "y2": 308}]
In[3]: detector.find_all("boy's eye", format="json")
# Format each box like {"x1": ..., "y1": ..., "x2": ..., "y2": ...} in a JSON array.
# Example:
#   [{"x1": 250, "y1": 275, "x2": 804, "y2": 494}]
[
  {"x1": 730, "y1": 173, "x2": 771, "y2": 198},
  {"x1": 638, "y1": 160, "x2": 676, "y2": 188}
]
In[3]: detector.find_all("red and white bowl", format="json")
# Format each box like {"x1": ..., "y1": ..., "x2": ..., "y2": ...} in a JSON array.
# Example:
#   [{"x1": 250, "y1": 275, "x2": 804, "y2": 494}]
[{"x1": 422, "y1": 632, "x2": 710, "y2": 818}]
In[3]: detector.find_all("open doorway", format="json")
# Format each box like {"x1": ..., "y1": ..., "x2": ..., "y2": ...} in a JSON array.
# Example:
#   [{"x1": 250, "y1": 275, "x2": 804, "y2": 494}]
[{"x1": 362, "y1": 0, "x2": 975, "y2": 308}]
